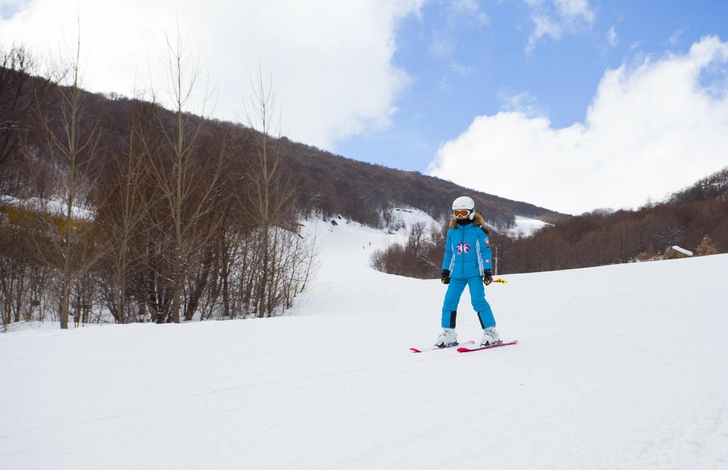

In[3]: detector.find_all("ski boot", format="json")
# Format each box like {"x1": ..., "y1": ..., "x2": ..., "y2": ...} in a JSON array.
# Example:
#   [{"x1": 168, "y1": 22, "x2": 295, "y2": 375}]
[
  {"x1": 435, "y1": 328, "x2": 458, "y2": 348},
  {"x1": 480, "y1": 326, "x2": 502, "y2": 346}
]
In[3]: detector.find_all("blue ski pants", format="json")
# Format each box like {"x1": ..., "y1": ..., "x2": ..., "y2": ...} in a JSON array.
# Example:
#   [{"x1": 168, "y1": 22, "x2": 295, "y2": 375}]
[{"x1": 441, "y1": 276, "x2": 495, "y2": 330}]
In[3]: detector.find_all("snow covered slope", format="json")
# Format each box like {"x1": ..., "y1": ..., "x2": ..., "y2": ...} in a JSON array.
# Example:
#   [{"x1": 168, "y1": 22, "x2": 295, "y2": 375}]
[
  {"x1": 2, "y1": 219, "x2": 727, "y2": 469},
  {"x1": 509, "y1": 215, "x2": 551, "y2": 237}
]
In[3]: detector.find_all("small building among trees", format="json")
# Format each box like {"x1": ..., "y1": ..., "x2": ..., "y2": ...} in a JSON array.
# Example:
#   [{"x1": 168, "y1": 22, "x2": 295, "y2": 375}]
[{"x1": 663, "y1": 245, "x2": 693, "y2": 260}]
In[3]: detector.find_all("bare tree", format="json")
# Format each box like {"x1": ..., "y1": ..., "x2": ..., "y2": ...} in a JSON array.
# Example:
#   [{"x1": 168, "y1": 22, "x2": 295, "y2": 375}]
[
  {"x1": 241, "y1": 68, "x2": 301, "y2": 317},
  {"x1": 96, "y1": 96, "x2": 159, "y2": 324},
  {"x1": 145, "y1": 28, "x2": 231, "y2": 323},
  {"x1": 29, "y1": 24, "x2": 104, "y2": 329}
]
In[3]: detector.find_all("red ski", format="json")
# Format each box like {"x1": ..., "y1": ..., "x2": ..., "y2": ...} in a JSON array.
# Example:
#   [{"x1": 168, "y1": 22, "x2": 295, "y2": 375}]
[
  {"x1": 409, "y1": 340, "x2": 475, "y2": 353},
  {"x1": 457, "y1": 340, "x2": 518, "y2": 353}
]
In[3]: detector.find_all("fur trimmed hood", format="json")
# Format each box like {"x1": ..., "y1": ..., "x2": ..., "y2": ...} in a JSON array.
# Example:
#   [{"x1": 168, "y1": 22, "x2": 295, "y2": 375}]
[{"x1": 449, "y1": 211, "x2": 490, "y2": 235}]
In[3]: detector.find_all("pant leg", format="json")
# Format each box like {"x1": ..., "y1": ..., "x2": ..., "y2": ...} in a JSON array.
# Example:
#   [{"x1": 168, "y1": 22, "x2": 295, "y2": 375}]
[
  {"x1": 467, "y1": 277, "x2": 496, "y2": 329},
  {"x1": 441, "y1": 278, "x2": 467, "y2": 328}
]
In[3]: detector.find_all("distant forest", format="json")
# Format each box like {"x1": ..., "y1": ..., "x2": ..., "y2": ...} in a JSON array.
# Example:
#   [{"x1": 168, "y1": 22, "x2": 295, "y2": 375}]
[
  {"x1": 372, "y1": 167, "x2": 728, "y2": 279},
  {"x1": 495, "y1": 170, "x2": 728, "y2": 274}
]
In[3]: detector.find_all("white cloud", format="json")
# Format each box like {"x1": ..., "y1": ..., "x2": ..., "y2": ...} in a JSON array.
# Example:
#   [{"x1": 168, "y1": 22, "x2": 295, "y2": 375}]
[
  {"x1": 554, "y1": 0, "x2": 594, "y2": 24},
  {"x1": 429, "y1": 30, "x2": 457, "y2": 59},
  {"x1": 447, "y1": 0, "x2": 489, "y2": 28},
  {"x1": 427, "y1": 36, "x2": 728, "y2": 215},
  {"x1": 0, "y1": 0, "x2": 425, "y2": 150},
  {"x1": 429, "y1": 0, "x2": 488, "y2": 62},
  {"x1": 525, "y1": 0, "x2": 595, "y2": 53},
  {"x1": 450, "y1": 61, "x2": 475, "y2": 76},
  {"x1": 607, "y1": 26, "x2": 618, "y2": 48},
  {"x1": 0, "y1": 1, "x2": 24, "y2": 20},
  {"x1": 527, "y1": 14, "x2": 562, "y2": 53},
  {"x1": 666, "y1": 29, "x2": 683, "y2": 47},
  {"x1": 497, "y1": 88, "x2": 546, "y2": 117}
]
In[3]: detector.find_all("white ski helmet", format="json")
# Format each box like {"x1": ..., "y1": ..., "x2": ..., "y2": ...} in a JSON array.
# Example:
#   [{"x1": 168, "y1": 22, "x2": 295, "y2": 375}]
[{"x1": 452, "y1": 196, "x2": 475, "y2": 220}]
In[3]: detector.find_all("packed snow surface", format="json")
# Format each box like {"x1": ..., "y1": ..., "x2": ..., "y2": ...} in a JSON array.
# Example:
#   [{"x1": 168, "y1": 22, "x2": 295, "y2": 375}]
[{"x1": 2, "y1": 218, "x2": 728, "y2": 469}]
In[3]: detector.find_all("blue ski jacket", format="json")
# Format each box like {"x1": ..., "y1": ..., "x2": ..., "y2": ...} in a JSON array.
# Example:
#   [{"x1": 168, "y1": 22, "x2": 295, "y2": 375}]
[{"x1": 442, "y1": 212, "x2": 493, "y2": 279}]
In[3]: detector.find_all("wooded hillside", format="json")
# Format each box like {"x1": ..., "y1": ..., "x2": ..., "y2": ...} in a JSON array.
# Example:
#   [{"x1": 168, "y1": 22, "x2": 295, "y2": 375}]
[
  {"x1": 0, "y1": 46, "x2": 563, "y2": 329},
  {"x1": 371, "y1": 167, "x2": 728, "y2": 279},
  {"x1": 495, "y1": 175, "x2": 728, "y2": 273}
]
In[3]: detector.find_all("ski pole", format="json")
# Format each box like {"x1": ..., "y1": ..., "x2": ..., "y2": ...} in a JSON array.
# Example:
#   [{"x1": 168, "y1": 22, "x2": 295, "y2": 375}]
[{"x1": 492, "y1": 277, "x2": 508, "y2": 284}]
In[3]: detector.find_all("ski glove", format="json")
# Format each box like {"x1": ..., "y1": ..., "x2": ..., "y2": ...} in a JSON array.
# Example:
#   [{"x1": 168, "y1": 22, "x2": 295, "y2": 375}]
[
  {"x1": 441, "y1": 270, "x2": 451, "y2": 285},
  {"x1": 483, "y1": 269, "x2": 493, "y2": 286}
]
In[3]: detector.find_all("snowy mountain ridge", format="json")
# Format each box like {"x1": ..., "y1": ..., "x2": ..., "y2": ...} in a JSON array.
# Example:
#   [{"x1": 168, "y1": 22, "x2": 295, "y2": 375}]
[{"x1": 1, "y1": 219, "x2": 727, "y2": 469}]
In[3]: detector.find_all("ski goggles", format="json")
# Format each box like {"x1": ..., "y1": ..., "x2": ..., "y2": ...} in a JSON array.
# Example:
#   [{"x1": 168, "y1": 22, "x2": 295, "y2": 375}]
[{"x1": 453, "y1": 209, "x2": 471, "y2": 218}]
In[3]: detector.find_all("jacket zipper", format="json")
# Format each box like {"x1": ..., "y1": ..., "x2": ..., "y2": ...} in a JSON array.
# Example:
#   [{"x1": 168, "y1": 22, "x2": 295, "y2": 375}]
[{"x1": 461, "y1": 225, "x2": 466, "y2": 277}]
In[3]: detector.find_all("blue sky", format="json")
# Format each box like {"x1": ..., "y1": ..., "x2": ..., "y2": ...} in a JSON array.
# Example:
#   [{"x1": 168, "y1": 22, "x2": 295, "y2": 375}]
[
  {"x1": 2, "y1": 0, "x2": 728, "y2": 214},
  {"x1": 339, "y1": 0, "x2": 728, "y2": 168}
]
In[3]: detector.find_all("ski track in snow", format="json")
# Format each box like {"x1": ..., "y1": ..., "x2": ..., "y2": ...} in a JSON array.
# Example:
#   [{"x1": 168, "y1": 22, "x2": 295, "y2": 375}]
[{"x1": 1, "y1": 216, "x2": 728, "y2": 469}]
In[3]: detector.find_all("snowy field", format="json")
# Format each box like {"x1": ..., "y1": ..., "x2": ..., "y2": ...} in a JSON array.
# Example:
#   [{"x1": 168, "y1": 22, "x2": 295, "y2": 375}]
[{"x1": 2, "y1": 216, "x2": 728, "y2": 469}]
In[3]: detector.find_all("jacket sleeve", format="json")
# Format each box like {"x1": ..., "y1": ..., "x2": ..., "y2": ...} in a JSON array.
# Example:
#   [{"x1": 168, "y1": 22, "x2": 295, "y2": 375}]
[
  {"x1": 442, "y1": 230, "x2": 453, "y2": 271},
  {"x1": 480, "y1": 232, "x2": 493, "y2": 272}
]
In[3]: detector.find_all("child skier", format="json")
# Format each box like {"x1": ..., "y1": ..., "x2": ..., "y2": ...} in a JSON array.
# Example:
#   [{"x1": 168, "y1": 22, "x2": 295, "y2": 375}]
[{"x1": 436, "y1": 196, "x2": 501, "y2": 348}]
